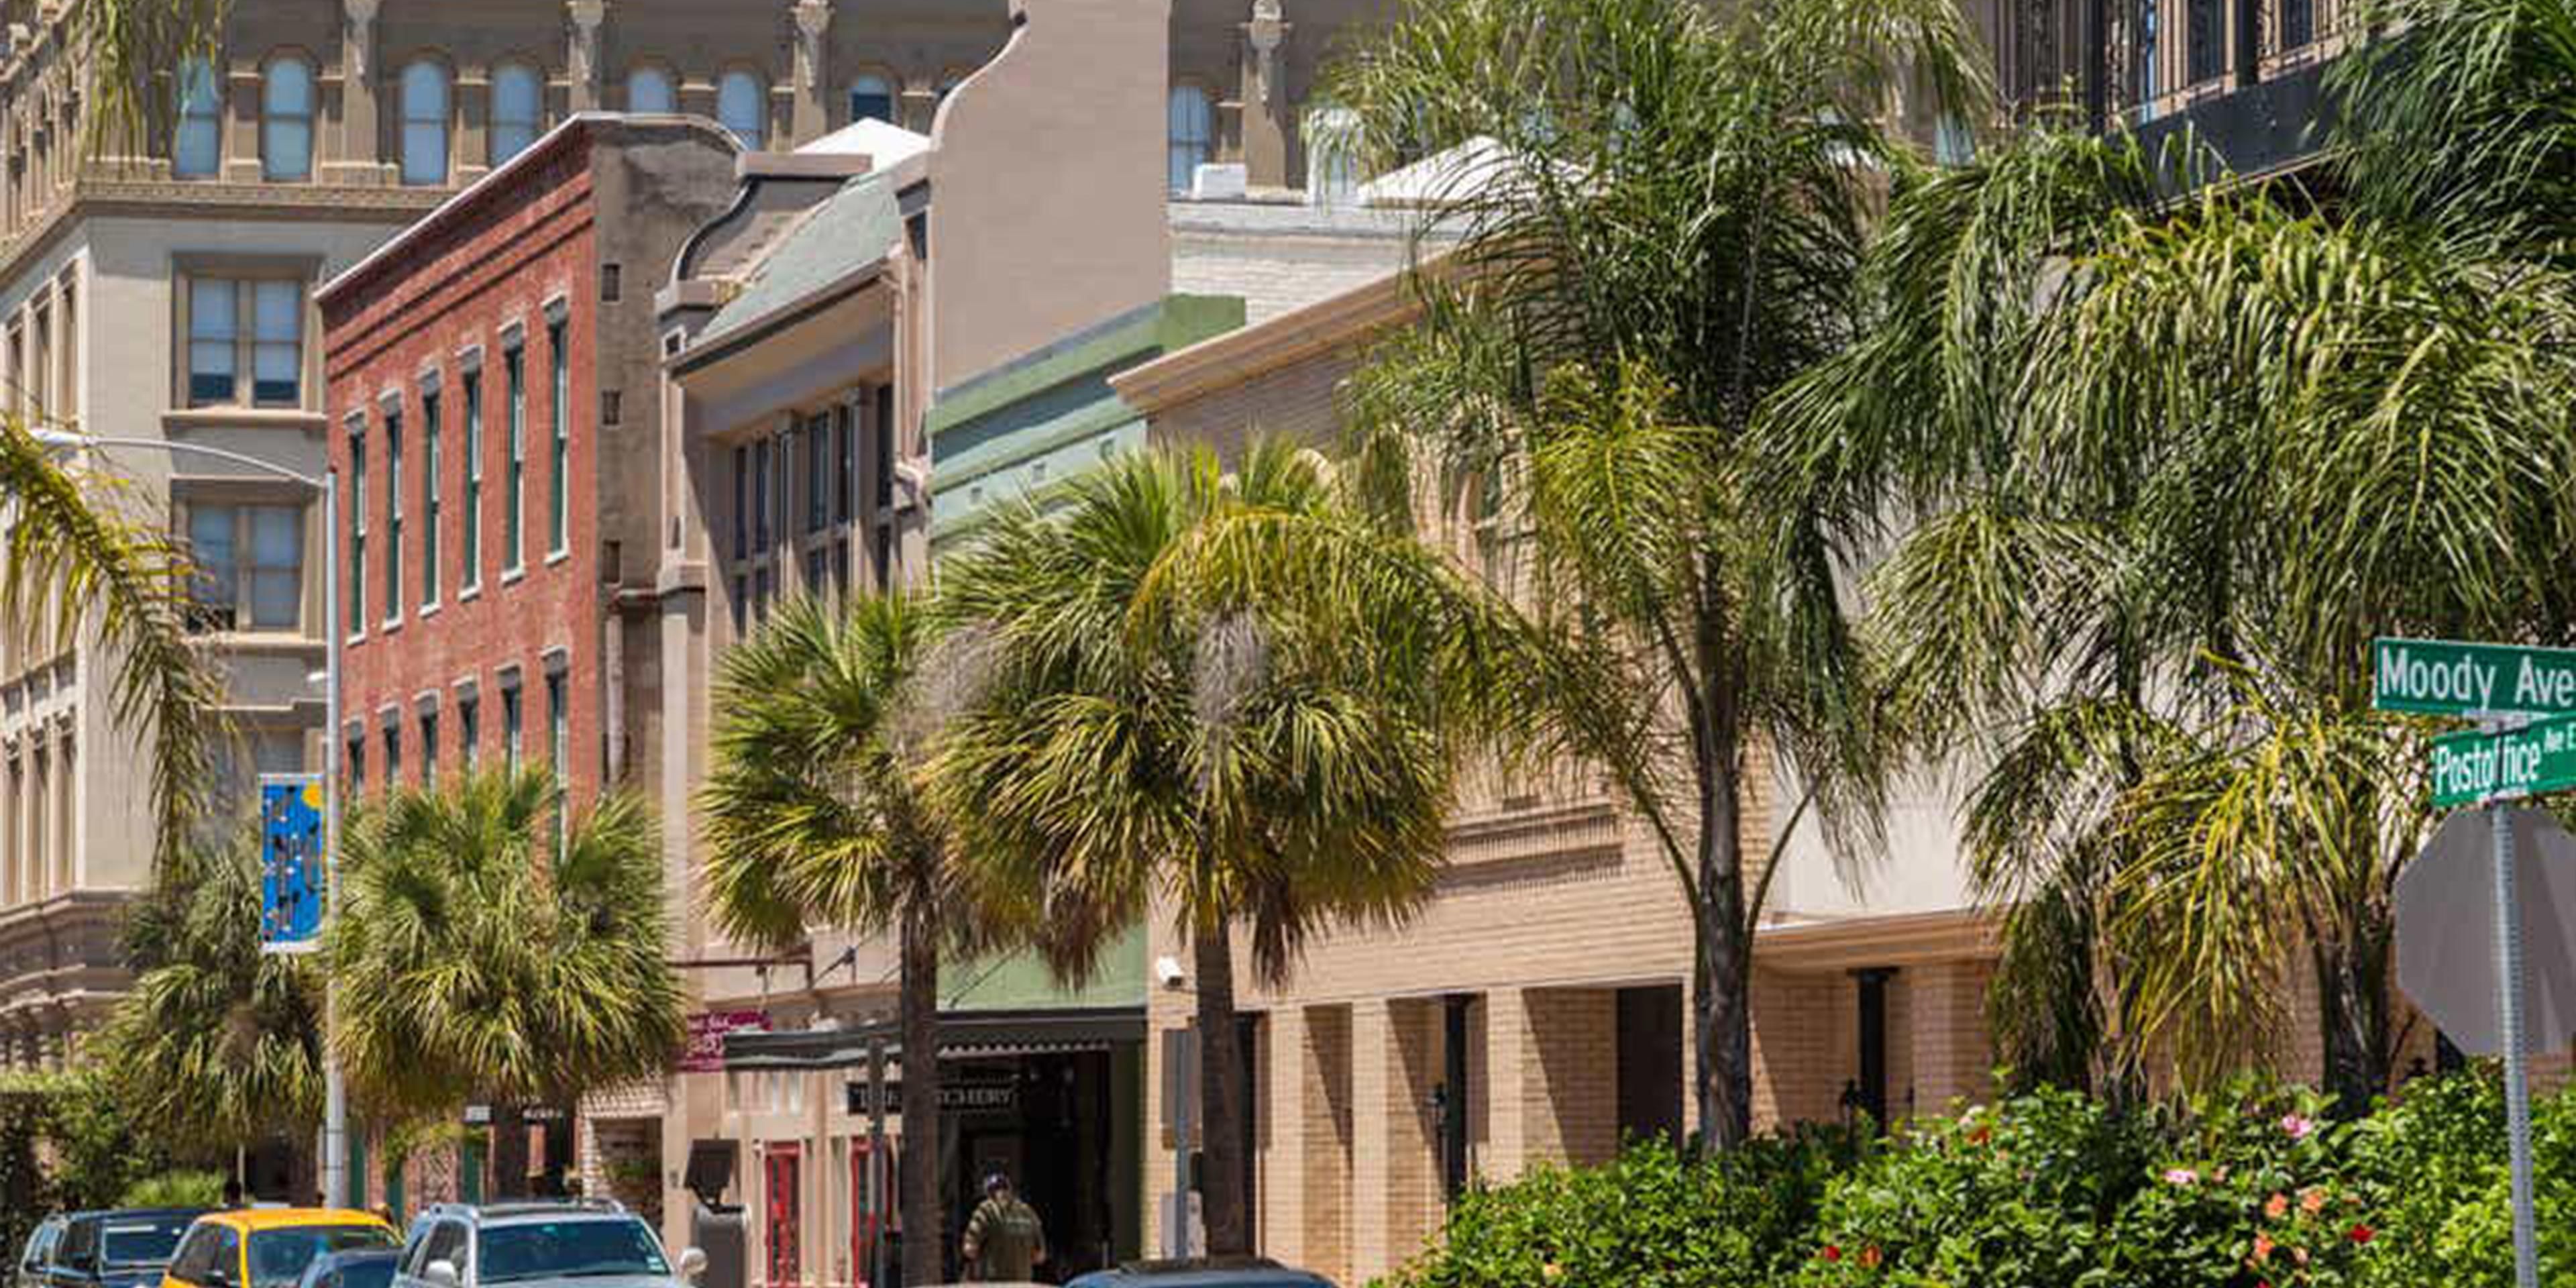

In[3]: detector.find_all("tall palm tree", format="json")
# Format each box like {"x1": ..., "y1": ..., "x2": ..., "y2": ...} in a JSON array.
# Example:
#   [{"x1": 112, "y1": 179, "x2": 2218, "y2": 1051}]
[
  {"x1": 1324, "y1": 0, "x2": 1984, "y2": 1145},
  {"x1": 333, "y1": 768, "x2": 685, "y2": 1197},
  {"x1": 95, "y1": 823, "x2": 324, "y2": 1180},
  {"x1": 698, "y1": 592, "x2": 984, "y2": 1288},
  {"x1": 1, "y1": 419, "x2": 221, "y2": 860},
  {"x1": 66, "y1": 0, "x2": 230, "y2": 158},
  {"x1": 934, "y1": 441, "x2": 1534, "y2": 1255}
]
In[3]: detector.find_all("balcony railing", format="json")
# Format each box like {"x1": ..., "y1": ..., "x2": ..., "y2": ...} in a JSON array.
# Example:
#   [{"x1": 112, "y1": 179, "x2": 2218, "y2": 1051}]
[{"x1": 2107, "y1": 0, "x2": 2350, "y2": 127}]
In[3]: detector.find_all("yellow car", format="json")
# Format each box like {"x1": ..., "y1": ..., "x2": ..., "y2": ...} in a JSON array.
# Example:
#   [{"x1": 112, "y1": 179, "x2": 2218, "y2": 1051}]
[{"x1": 160, "y1": 1213, "x2": 398, "y2": 1288}]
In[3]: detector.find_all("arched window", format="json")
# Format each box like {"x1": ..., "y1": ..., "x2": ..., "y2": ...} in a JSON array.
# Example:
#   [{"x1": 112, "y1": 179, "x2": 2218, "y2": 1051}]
[
  {"x1": 1305, "y1": 105, "x2": 1360, "y2": 207},
  {"x1": 849, "y1": 74, "x2": 894, "y2": 125},
  {"x1": 173, "y1": 57, "x2": 221, "y2": 178},
  {"x1": 1167, "y1": 85, "x2": 1213, "y2": 194},
  {"x1": 718, "y1": 70, "x2": 765, "y2": 150},
  {"x1": 934, "y1": 74, "x2": 964, "y2": 104},
  {"x1": 627, "y1": 66, "x2": 676, "y2": 113},
  {"x1": 490, "y1": 62, "x2": 543, "y2": 165},
  {"x1": 261, "y1": 56, "x2": 315, "y2": 181},
  {"x1": 399, "y1": 60, "x2": 451, "y2": 186}
]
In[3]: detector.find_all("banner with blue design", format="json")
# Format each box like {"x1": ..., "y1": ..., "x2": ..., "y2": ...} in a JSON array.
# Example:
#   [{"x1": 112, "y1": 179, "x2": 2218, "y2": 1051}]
[{"x1": 260, "y1": 773, "x2": 325, "y2": 954}]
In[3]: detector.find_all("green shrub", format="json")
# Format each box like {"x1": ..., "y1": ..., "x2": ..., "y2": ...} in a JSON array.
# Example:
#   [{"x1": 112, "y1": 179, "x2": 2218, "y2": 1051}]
[
  {"x1": 1377, "y1": 1128, "x2": 1860, "y2": 1288},
  {"x1": 119, "y1": 1170, "x2": 227, "y2": 1209},
  {"x1": 2347, "y1": 1071, "x2": 2576, "y2": 1288}
]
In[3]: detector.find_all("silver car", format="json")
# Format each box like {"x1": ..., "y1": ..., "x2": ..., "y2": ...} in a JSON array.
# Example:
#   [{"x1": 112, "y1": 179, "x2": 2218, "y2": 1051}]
[{"x1": 389, "y1": 1204, "x2": 704, "y2": 1288}]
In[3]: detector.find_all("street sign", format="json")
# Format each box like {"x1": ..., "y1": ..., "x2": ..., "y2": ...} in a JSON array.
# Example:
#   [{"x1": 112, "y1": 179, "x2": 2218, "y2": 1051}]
[
  {"x1": 2397, "y1": 808, "x2": 2576, "y2": 1054},
  {"x1": 2428, "y1": 714, "x2": 2576, "y2": 806},
  {"x1": 2374, "y1": 637, "x2": 2576, "y2": 717},
  {"x1": 258, "y1": 775, "x2": 325, "y2": 954}
]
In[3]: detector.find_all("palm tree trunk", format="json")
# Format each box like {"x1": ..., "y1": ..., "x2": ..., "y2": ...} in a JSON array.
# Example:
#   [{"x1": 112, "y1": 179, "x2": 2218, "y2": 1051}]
[
  {"x1": 1193, "y1": 916, "x2": 1250, "y2": 1257},
  {"x1": 899, "y1": 908, "x2": 943, "y2": 1288},
  {"x1": 1694, "y1": 732, "x2": 1755, "y2": 1151},
  {"x1": 2313, "y1": 924, "x2": 2390, "y2": 1117},
  {"x1": 491, "y1": 1106, "x2": 531, "y2": 1199}
]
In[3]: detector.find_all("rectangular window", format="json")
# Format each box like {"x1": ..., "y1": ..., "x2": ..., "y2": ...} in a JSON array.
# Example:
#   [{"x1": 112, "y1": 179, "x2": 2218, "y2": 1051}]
[
  {"x1": 502, "y1": 684, "x2": 524, "y2": 773},
  {"x1": 873, "y1": 384, "x2": 896, "y2": 511},
  {"x1": 548, "y1": 319, "x2": 570, "y2": 555},
  {"x1": 731, "y1": 445, "x2": 749, "y2": 561},
  {"x1": 347, "y1": 736, "x2": 364, "y2": 796},
  {"x1": 383, "y1": 723, "x2": 401, "y2": 787},
  {"x1": 419, "y1": 707, "x2": 439, "y2": 789},
  {"x1": 384, "y1": 407, "x2": 405, "y2": 620},
  {"x1": 835, "y1": 405, "x2": 853, "y2": 523},
  {"x1": 421, "y1": 385, "x2": 442, "y2": 605},
  {"x1": 803, "y1": 547, "x2": 828, "y2": 594},
  {"x1": 248, "y1": 506, "x2": 301, "y2": 629},
  {"x1": 546, "y1": 670, "x2": 568, "y2": 772},
  {"x1": 462, "y1": 370, "x2": 484, "y2": 588},
  {"x1": 459, "y1": 695, "x2": 480, "y2": 771},
  {"x1": 806, "y1": 417, "x2": 829, "y2": 535},
  {"x1": 753, "y1": 439, "x2": 771, "y2": 553},
  {"x1": 186, "y1": 504, "x2": 238, "y2": 632},
  {"x1": 731, "y1": 574, "x2": 747, "y2": 637},
  {"x1": 186, "y1": 277, "x2": 304, "y2": 407},
  {"x1": 505, "y1": 345, "x2": 527, "y2": 570},
  {"x1": 349, "y1": 429, "x2": 368, "y2": 629}
]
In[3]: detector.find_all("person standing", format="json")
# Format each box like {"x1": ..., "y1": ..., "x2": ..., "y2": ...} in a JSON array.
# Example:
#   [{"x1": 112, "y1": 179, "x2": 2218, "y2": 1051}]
[{"x1": 960, "y1": 1173, "x2": 1046, "y2": 1283}]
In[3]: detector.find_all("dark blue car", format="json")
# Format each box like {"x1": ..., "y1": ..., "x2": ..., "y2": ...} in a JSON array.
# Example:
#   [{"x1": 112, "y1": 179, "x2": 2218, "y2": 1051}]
[
  {"x1": 1065, "y1": 1259, "x2": 1335, "y2": 1288},
  {"x1": 46, "y1": 1211, "x2": 208, "y2": 1288}
]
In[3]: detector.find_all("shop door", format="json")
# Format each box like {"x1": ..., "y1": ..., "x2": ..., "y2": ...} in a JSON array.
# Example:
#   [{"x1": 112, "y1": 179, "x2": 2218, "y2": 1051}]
[{"x1": 763, "y1": 1145, "x2": 802, "y2": 1287}]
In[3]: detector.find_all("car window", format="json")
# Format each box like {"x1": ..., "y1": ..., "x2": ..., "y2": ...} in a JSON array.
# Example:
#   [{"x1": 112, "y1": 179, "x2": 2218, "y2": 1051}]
[
  {"x1": 334, "y1": 1258, "x2": 395, "y2": 1288},
  {"x1": 167, "y1": 1230, "x2": 219, "y2": 1285},
  {"x1": 247, "y1": 1230, "x2": 394, "y2": 1288},
  {"x1": 23, "y1": 1222, "x2": 61, "y2": 1273},
  {"x1": 101, "y1": 1216, "x2": 195, "y2": 1268},
  {"x1": 56, "y1": 1223, "x2": 96, "y2": 1271},
  {"x1": 206, "y1": 1230, "x2": 243, "y2": 1288},
  {"x1": 475, "y1": 1220, "x2": 667, "y2": 1285},
  {"x1": 415, "y1": 1226, "x2": 466, "y2": 1277}
]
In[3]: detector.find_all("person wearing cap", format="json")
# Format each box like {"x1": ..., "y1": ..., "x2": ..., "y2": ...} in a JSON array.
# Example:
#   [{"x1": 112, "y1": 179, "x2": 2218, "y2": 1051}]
[{"x1": 960, "y1": 1171, "x2": 1046, "y2": 1283}]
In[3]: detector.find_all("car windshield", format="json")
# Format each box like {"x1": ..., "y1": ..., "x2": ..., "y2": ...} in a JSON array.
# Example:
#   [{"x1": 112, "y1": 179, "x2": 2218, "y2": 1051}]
[
  {"x1": 478, "y1": 1220, "x2": 668, "y2": 1284},
  {"x1": 248, "y1": 1229, "x2": 394, "y2": 1288},
  {"x1": 329, "y1": 1258, "x2": 396, "y2": 1288},
  {"x1": 101, "y1": 1219, "x2": 193, "y2": 1267}
]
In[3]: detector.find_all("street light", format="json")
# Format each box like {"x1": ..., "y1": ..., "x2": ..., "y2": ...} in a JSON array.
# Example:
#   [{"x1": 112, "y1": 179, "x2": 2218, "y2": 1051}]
[{"x1": 34, "y1": 428, "x2": 351, "y2": 1209}]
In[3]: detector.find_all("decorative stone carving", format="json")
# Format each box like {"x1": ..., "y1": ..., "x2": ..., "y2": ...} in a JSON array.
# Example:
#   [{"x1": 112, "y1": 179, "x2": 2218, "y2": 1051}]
[
  {"x1": 1246, "y1": 0, "x2": 1287, "y2": 107},
  {"x1": 343, "y1": 0, "x2": 380, "y2": 81},
  {"x1": 792, "y1": 1, "x2": 833, "y2": 92},
  {"x1": 569, "y1": 0, "x2": 609, "y2": 93}
]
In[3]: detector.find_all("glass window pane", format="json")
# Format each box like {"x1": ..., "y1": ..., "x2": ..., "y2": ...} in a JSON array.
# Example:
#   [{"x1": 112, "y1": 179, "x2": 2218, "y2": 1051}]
[
  {"x1": 189, "y1": 280, "x2": 237, "y2": 403},
  {"x1": 189, "y1": 505, "x2": 237, "y2": 629},
  {"x1": 719, "y1": 72, "x2": 765, "y2": 150},
  {"x1": 175, "y1": 59, "x2": 220, "y2": 178},
  {"x1": 250, "y1": 506, "x2": 301, "y2": 628},
  {"x1": 628, "y1": 67, "x2": 675, "y2": 113},
  {"x1": 401, "y1": 62, "x2": 450, "y2": 185},
  {"x1": 851, "y1": 76, "x2": 892, "y2": 125},
  {"x1": 1169, "y1": 87, "x2": 1212, "y2": 193},
  {"x1": 492, "y1": 64, "x2": 541, "y2": 165},
  {"x1": 253, "y1": 282, "x2": 301, "y2": 403},
  {"x1": 263, "y1": 60, "x2": 314, "y2": 180}
]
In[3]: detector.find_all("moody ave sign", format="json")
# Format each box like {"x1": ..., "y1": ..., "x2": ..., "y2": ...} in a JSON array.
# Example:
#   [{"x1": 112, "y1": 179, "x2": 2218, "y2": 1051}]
[{"x1": 2373, "y1": 637, "x2": 2576, "y2": 717}]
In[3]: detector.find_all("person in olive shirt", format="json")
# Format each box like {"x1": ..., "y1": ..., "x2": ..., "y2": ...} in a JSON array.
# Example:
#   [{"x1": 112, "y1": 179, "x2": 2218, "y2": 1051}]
[{"x1": 961, "y1": 1172, "x2": 1048, "y2": 1282}]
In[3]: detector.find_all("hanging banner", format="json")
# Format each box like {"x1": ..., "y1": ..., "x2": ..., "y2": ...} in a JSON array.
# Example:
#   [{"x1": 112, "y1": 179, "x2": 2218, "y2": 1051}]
[{"x1": 260, "y1": 774, "x2": 325, "y2": 954}]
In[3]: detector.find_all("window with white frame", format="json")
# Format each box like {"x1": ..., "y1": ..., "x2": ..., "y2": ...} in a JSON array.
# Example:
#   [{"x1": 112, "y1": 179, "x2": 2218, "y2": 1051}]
[
  {"x1": 184, "y1": 275, "x2": 305, "y2": 409},
  {"x1": 462, "y1": 362, "x2": 484, "y2": 588},
  {"x1": 547, "y1": 315, "x2": 570, "y2": 555},
  {"x1": 262, "y1": 57, "x2": 315, "y2": 181},
  {"x1": 184, "y1": 503, "x2": 303, "y2": 633},
  {"x1": 174, "y1": 58, "x2": 221, "y2": 178},
  {"x1": 384, "y1": 403, "x2": 404, "y2": 620},
  {"x1": 490, "y1": 62, "x2": 543, "y2": 165},
  {"x1": 400, "y1": 61, "x2": 451, "y2": 186},
  {"x1": 421, "y1": 376, "x2": 442, "y2": 606},
  {"x1": 1169, "y1": 86, "x2": 1213, "y2": 194},
  {"x1": 718, "y1": 71, "x2": 765, "y2": 150}
]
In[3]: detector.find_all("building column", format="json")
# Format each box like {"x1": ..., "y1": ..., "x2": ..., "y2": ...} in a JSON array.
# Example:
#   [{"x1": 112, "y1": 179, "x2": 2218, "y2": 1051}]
[
  {"x1": 1238, "y1": 0, "x2": 1290, "y2": 191},
  {"x1": 789, "y1": 1, "x2": 833, "y2": 146},
  {"x1": 568, "y1": 1, "x2": 608, "y2": 113},
  {"x1": 1906, "y1": 959, "x2": 1994, "y2": 1114},
  {"x1": 224, "y1": 62, "x2": 261, "y2": 182},
  {"x1": 1483, "y1": 988, "x2": 1617, "y2": 1181},
  {"x1": 1349, "y1": 999, "x2": 1438, "y2": 1284},
  {"x1": 332, "y1": 0, "x2": 381, "y2": 182}
]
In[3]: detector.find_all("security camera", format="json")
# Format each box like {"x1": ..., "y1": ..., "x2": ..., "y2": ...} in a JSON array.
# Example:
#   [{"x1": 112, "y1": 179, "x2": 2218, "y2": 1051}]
[{"x1": 1155, "y1": 955, "x2": 1188, "y2": 989}]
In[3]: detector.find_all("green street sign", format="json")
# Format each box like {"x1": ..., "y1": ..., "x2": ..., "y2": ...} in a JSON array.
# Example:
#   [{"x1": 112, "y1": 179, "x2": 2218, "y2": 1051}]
[
  {"x1": 2375, "y1": 637, "x2": 2576, "y2": 718},
  {"x1": 2431, "y1": 714, "x2": 2576, "y2": 807}
]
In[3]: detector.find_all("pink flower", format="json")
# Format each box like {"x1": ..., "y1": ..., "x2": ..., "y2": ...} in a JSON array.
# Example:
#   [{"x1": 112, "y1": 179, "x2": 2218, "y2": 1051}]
[
  {"x1": 2163, "y1": 1167, "x2": 2200, "y2": 1186},
  {"x1": 2265, "y1": 1192, "x2": 2291, "y2": 1220},
  {"x1": 2280, "y1": 1114, "x2": 2318, "y2": 1140}
]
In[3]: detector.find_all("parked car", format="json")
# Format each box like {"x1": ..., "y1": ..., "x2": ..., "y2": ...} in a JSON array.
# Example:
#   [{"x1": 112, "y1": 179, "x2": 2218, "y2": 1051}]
[
  {"x1": 389, "y1": 1202, "x2": 706, "y2": 1288},
  {"x1": 1064, "y1": 1258, "x2": 1337, "y2": 1288},
  {"x1": 51, "y1": 1212, "x2": 208, "y2": 1288},
  {"x1": 161, "y1": 1212, "x2": 398, "y2": 1288},
  {"x1": 15, "y1": 1217, "x2": 66, "y2": 1288},
  {"x1": 291, "y1": 1250, "x2": 398, "y2": 1288}
]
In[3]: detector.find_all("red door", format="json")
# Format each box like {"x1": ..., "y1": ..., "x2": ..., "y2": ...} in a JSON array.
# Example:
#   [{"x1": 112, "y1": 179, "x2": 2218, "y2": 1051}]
[
  {"x1": 849, "y1": 1141, "x2": 881, "y2": 1288},
  {"x1": 763, "y1": 1144, "x2": 802, "y2": 1287}
]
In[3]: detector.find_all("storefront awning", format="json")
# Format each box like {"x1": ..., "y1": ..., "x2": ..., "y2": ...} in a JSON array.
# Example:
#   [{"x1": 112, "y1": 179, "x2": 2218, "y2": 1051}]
[{"x1": 721, "y1": 1006, "x2": 1144, "y2": 1070}]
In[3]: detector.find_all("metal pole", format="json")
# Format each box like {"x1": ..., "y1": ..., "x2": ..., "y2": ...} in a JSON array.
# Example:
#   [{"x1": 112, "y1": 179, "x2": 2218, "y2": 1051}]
[
  {"x1": 867, "y1": 1036, "x2": 888, "y2": 1288},
  {"x1": 2491, "y1": 800, "x2": 2540, "y2": 1288},
  {"x1": 322, "y1": 469, "x2": 348, "y2": 1210}
]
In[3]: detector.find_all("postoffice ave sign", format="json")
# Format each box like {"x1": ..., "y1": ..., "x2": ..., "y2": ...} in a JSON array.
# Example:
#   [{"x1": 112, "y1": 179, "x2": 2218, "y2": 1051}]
[
  {"x1": 2375, "y1": 637, "x2": 2576, "y2": 718},
  {"x1": 2430, "y1": 714, "x2": 2576, "y2": 808}
]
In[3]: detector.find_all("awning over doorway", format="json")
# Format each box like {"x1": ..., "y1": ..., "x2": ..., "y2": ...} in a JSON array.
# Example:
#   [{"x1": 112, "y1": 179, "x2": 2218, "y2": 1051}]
[{"x1": 720, "y1": 1006, "x2": 1144, "y2": 1070}]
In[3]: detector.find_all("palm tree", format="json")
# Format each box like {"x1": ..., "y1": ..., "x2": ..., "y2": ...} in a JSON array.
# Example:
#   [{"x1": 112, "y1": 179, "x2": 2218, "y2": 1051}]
[
  {"x1": 333, "y1": 768, "x2": 685, "y2": 1197},
  {"x1": 65, "y1": 0, "x2": 229, "y2": 157},
  {"x1": 1759, "y1": 111, "x2": 2576, "y2": 1108},
  {"x1": 1, "y1": 419, "x2": 221, "y2": 860},
  {"x1": 698, "y1": 592, "x2": 983, "y2": 1288},
  {"x1": 934, "y1": 441, "x2": 1534, "y2": 1255},
  {"x1": 2331, "y1": 0, "x2": 2576, "y2": 246},
  {"x1": 94, "y1": 824, "x2": 325, "y2": 1182},
  {"x1": 1322, "y1": 0, "x2": 1984, "y2": 1146}
]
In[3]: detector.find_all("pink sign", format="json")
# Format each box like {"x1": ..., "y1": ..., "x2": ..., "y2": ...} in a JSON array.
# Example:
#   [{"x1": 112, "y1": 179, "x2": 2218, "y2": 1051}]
[{"x1": 682, "y1": 1010, "x2": 769, "y2": 1072}]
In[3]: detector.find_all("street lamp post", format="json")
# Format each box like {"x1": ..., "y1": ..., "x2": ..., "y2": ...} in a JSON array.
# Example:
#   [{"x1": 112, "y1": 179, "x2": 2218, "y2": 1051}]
[{"x1": 35, "y1": 429, "x2": 350, "y2": 1208}]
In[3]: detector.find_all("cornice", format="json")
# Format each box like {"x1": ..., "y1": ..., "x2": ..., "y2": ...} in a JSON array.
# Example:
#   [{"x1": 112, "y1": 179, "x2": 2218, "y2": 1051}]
[
  {"x1": 0, "y1": 172, "x2": 442, "y2": 291},
  {"x1": 1110, "y1": 251, "x2": 1453, "y2": 416},
  {"x1": 1754, "y1": 907, "x2": 2001, "y2": 971}
]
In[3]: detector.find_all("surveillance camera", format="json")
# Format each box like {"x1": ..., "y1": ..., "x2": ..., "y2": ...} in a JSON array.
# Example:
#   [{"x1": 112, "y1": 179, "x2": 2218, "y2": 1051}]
[{"x1": 1155, "y1": 955, "x2": 1187, "y2": 989}]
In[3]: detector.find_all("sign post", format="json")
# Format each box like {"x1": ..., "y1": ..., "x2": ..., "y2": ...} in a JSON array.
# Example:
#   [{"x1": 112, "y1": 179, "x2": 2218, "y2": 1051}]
[{"x1": 2377, "y1": 636, "x2": 2572, "y2": 1288}]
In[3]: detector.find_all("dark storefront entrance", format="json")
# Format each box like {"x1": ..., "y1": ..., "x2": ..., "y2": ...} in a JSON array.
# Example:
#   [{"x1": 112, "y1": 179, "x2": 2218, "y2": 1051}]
[{"x1": 724, "y1": 1008, "x2": 1144, "y2": 1285}]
